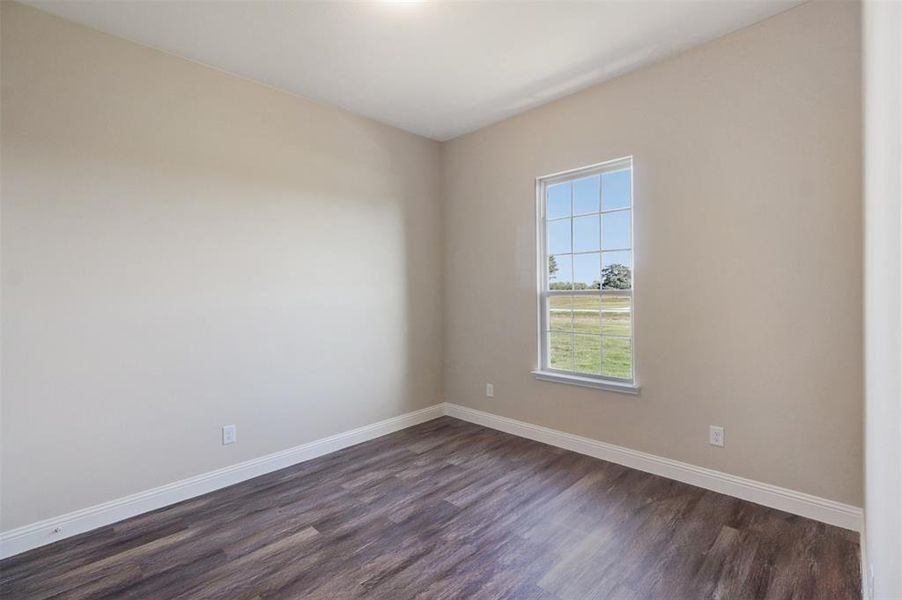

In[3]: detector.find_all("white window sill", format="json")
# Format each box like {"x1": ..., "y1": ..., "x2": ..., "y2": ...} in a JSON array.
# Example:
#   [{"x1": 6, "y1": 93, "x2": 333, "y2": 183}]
[{"x1": 532, "y1": 370, "x2": 640, "y2": 395}]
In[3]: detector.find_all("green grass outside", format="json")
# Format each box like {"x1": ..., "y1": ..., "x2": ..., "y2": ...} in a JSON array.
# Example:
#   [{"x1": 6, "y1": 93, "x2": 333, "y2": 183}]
[{"x1": 548, "y1": 293, "x2": 632, "y2": 379}]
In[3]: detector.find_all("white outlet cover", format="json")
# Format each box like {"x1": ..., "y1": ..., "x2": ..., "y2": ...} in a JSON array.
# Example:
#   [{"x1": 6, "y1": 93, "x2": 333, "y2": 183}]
[
  {"x1": 486, "y1": 383, "x2": 494, "y2": 397},
  {"x1": 222, "y1": 424, "x2": 237, "y2": 445},
  {"x1": 709, "y1": 425, "x2": 724, "y2": 447}
]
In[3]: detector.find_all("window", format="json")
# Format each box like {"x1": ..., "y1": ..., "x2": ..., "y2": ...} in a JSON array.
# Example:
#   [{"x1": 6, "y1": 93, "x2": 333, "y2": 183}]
[{"x1": 534, "y1": 157, "x2": 637, "y2": 393}]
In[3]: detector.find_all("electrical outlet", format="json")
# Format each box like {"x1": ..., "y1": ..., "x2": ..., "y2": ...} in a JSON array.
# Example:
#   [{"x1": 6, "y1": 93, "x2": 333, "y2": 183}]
[
  {"x1": 222, "y1": 424, "x2": 237, "y2": 445},
  {"x1": 485, "y1": 383, "x2": 494, "y2": 397},
  {"x1": 709, "y1": 425, "x2": 724, "y2": 447}
]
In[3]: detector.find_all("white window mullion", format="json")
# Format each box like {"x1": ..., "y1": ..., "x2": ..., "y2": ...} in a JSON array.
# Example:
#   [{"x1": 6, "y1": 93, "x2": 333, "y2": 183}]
[{"x1": 598, "y1": 182, "x2": 605, "y2": 368}]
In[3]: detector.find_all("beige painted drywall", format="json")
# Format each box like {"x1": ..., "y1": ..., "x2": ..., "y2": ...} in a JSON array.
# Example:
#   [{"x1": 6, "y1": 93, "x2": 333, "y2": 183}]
[
  {"x1": 1, "y1": 0, "x2": 866, "y2": 536},
  {"x1": 442, "y1": 0, "x2": 863, "y2": 506},
  {"x1": 0, "y1": 2, "x2": 443, "y2": 530}
]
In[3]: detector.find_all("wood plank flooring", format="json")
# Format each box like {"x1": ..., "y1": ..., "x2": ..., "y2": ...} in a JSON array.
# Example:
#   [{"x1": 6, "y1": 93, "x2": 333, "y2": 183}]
[{"x1": 0, "y1": 417, "x2": 861, "y2": 599}]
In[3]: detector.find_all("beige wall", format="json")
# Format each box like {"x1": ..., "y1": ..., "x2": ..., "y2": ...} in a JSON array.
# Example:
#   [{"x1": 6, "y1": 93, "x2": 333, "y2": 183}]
[
  {"x1": 0, "y1": 2, "x2": 443, "y2": 530},
  {"x1": 442, "y1": 1, "x2": 863, "y2": 506},
  {"x1": 1, "y1": 0, "x2": 865, "y2": 535}
]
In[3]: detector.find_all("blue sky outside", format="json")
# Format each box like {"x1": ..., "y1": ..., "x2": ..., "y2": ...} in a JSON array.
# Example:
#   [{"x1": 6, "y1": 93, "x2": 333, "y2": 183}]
[{"x1": 547, "y1": 169, "x2": 631, "y2": 288}]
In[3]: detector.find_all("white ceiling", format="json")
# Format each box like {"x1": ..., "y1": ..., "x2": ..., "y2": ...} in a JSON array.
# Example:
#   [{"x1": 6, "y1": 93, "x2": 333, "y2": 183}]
[{"x1": 27, "y1": 0, "x2": 802, "y2": 141}]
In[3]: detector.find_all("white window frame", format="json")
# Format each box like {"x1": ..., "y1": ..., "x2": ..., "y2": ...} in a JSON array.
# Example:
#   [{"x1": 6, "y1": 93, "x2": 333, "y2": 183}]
[{"x1": 532, "y1": 156, "x2": 639, "y2": 394}]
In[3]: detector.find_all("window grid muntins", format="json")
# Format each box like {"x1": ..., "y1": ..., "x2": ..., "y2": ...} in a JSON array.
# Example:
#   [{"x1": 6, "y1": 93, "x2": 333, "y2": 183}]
[{"x1": 540, "y1": 159, "x2": 633, "y2": 382}]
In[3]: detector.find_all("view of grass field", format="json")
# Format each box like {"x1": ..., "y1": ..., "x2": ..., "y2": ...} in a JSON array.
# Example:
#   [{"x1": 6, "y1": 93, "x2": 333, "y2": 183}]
[
  {"x1": 543, "y1": 166, "x2": 633, "y2": 380},
  {"x1": 548, "y1": 293, "x2": 632, "y2": 379}
]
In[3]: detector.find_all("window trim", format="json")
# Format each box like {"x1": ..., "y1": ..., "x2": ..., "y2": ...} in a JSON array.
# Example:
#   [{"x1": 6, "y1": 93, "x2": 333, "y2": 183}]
[{"x1": 533, "y1": 156, "x2": 639, "y2": 394}]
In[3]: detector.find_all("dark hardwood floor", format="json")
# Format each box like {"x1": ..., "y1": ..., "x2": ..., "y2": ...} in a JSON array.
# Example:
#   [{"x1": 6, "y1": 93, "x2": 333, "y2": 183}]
[{"x1": 0, "y1": 416, "x2": 860, "y2": 599}]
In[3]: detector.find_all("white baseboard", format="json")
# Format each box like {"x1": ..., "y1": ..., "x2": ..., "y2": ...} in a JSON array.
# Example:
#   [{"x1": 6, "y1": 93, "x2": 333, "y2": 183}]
[
  {"x1": 442, "y1": 402, "x2": 863, "y2": 533},
  {"x1": 1, "y1": 401, "x2": 863, "y2": 560},
  {"x1": 0, "y1": 404, "x2": 444, "y2": 560}
]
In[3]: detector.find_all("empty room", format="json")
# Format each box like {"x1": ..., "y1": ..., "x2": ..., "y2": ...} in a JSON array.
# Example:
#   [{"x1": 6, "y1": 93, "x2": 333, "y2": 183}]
[{"x1": 1, "y1": 0, "x2": 900, "y2": 598}]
